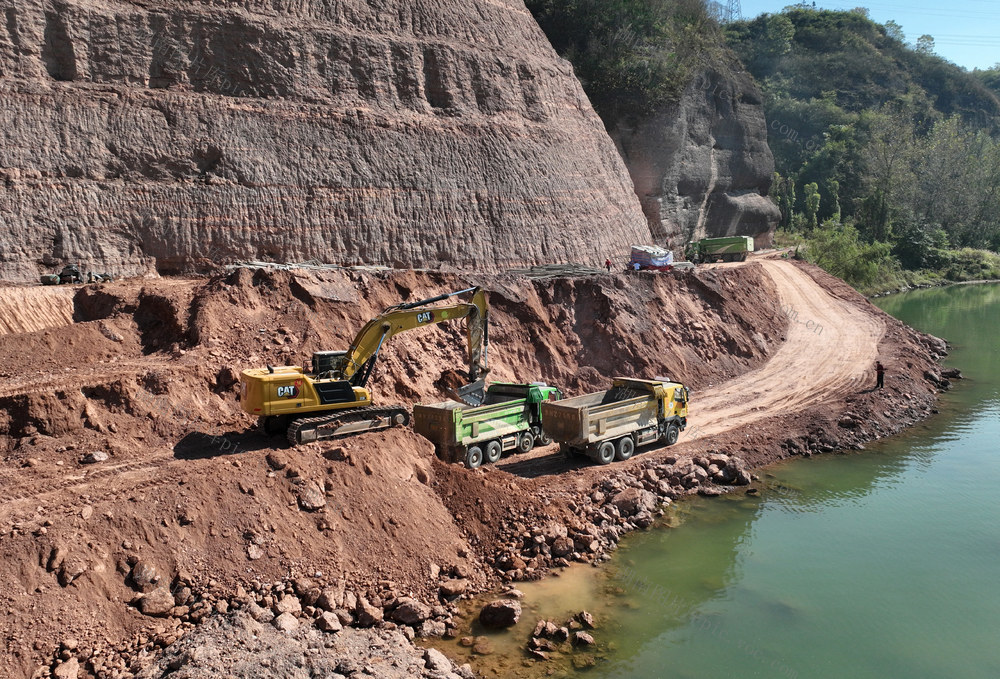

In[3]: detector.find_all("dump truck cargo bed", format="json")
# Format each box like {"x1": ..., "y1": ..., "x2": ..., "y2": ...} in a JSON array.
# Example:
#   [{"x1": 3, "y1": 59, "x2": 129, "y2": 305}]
[
  {"x1": 413, "y1": 382, "x2": 561, "y2": 468},
  {"x1": 540, "y1": 377, "x2": 688, "y2": 465}
]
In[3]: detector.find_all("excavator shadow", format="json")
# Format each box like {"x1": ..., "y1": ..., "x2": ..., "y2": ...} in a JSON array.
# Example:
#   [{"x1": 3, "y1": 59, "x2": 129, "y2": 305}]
[
  {"x1": 495, "y1": 449, "x2": 593, "y2": 479},
  {"x1": 172, "y1": 429, "x2": 275, "y2": 460}
]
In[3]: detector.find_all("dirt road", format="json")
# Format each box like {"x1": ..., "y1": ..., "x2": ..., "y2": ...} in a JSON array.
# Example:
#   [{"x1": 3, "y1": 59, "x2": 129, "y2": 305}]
[
  {"x1": 684, "y1": 259, "x2": 884, "y2": 439},
  {"x1": 497, "y1": 259, "x2": 886, "y2": 477}
]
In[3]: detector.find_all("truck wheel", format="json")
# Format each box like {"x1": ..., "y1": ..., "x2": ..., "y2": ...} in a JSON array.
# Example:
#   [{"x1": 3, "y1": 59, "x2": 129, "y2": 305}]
[
  {"x1": 615, "y1": 436, "x2": 635, "y2": 461},
  {"x1": 595, "y1": 441, "x2": 615, "y2": 465},
  {"x1": 516, "y1": 432, "x2": 534, "y2": 454},
  {"x1": 465, "y1": 446, "x2": 484, "y2": 469},
  {"x1": 485, "y1": 440, "x2": 502, "y2": 464},
  {"x1": 663, "y1": 424, "x2": 680, "y2": 446}
]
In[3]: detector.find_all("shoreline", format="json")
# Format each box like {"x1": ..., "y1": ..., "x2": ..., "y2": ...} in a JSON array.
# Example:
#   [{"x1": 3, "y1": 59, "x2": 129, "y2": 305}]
[{"x1": 0, "y1": 261, "x2": 951, "y2": 678}]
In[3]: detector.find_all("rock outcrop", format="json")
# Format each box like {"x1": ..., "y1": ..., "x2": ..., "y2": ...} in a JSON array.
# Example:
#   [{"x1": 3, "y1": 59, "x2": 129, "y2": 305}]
[
  {"x1": 0, "y1": 0, "x2": 650, "y2": 281},
  {"x1": 612, "y1": 68, "x2": 780, "y2": 250}
]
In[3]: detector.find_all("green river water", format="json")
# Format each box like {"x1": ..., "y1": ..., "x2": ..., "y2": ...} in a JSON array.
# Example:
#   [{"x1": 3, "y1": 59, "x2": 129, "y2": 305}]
[{"x1": 441, "y1": 282, "x2": 1000, "y2": 679}]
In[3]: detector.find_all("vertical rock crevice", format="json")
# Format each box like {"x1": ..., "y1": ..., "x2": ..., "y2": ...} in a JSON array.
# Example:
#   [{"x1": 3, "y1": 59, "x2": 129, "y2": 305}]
[{"x1": 42, "y1": 9, "x2": 77, "y2": 81}]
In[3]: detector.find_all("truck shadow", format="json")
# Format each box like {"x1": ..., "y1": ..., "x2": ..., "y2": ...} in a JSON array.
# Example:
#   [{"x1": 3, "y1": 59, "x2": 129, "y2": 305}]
[{"x1": 495, "y1": 449, "x2": 594, "y2": 478}]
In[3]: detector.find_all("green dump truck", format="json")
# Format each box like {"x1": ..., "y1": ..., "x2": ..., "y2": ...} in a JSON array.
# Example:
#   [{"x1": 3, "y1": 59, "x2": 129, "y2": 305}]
[
  {"x1": 413, "y1": 382, "x2": 562, "y2": 469},
  {"x1": 540, "y1": 377, "x2": 689, "y2": 465},
  {"x1": 687, "y1": 235, "x2": 754, "y2": 263}
]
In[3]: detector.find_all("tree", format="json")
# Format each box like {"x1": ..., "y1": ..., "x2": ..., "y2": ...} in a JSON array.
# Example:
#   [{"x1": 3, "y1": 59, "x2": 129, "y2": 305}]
[
  {"x1": 859, "y1": 107, "x2": 917, "y2": 242},
  {"x1": 772, "y1": 172, "x2": 796, "y2": 229},
  {"x1": 803, "y1": 182, "x2": 821, "y2": 229},
  {"x1": 806, "y1": 220, "x2": 896, "y2": 289},
  {"x1": 883, "y1": 20, "x2": 904, "y2": 42},
  {"x1": 915, "y1": 34, "x2": 935, "y2": 55},
  {"x1": 827, "y1": 179, "x2": 841, "y2": 222}
]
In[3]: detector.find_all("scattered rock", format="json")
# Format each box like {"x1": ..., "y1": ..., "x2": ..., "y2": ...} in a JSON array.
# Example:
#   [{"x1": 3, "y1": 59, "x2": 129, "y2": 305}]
[
  {"x1": 551, "y1": 536, "x2": 574, "y2": 557},
  {"x1": 576, "y1": 611, "x2": 595, "y2": 629},
  {"x1": 128, "y1": 561, "x2": 160, "y2": 592},
  {"x1": 419, "y1": 619, "x2": 447, "y2": 637},
  {"x1": 297, "y1": 482, "x2": 327, "y2": 511},
  {"x1": 80, "y1": 450, "x2": 109, "y2": 464},
  {"x1": 572, "y1": 631, "x2": 595, "y2": 646}
]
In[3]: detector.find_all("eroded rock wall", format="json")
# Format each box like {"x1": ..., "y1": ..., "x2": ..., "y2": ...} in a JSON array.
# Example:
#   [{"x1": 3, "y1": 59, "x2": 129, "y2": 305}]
[
  {"x1": 0, "y1": 0, "x2": 650, "y2": 281},
  {"x1": 613, "y1": 68, "x2": 779, "y2": 251}
]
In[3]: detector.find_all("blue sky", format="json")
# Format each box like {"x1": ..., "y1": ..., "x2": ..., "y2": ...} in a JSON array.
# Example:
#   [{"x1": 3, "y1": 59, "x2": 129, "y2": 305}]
[{"x1": 736, "y1": 1, "x2": 1000, "y2": 71}]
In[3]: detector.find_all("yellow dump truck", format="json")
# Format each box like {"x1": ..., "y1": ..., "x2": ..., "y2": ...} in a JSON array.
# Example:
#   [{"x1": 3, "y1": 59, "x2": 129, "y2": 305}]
[{"x1": 540, "y1": 377, "x2": 688, "y2": 465}]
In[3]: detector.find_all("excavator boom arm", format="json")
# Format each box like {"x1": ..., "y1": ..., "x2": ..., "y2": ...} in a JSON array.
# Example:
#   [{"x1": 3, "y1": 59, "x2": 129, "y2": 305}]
[{"x1": 340, "y1": 287, "x2": 488, "y2": 387}]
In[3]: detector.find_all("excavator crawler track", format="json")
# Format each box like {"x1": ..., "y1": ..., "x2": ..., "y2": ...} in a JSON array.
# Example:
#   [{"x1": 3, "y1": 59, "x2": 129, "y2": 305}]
[{"x1": 286, "y1": 406, "x2": 411, "y2": 446}]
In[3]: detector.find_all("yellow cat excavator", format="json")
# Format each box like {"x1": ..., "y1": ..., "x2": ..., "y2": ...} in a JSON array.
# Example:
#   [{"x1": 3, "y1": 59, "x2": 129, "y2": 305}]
[{"x1": 240, "y1": 286, "x2": 489, "y2": 445}]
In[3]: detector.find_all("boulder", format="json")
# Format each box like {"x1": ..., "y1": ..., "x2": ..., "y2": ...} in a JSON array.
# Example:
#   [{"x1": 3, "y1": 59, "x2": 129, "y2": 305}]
[
  {"x1": 551, "y1": 536, "x2": 575, "y2": 557},
  {"x1": 354, "y1": 596, "x2": 383, "y2": 627},
  {"x1": 424, "y1": 648, "x2": 453, "y2": 673},
  {"x1": 610, "y1": 488, "x2": 657, "y2": 516},
  {"x1": 439, "y1": 578, "x2": 468, "y2": 598},
  {"x1": 479, "y1": 599, "x2": 522, "y2": 628},
  {"x1": 296, "y1": 482, "x2": 327, "y2": 511},
  {"x1": 273, "y1": 612, "x2": 299, "y2": 632},
  {"x1": 391, "y1": 598, "x2": 431, "y2": 625},
  {"x1": 316, "y1": 611, "x2": 342, "y2": 633},
  {"x1": 135, "y1": 588, "x2": 175, "y2": 617}
]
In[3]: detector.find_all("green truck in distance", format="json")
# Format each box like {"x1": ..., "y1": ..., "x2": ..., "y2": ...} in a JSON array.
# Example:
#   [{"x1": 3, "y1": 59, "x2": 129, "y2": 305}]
[
  {"x1": 540, "y1": 377, "x2": 689, "y2": 465},
  {"x1": 413, "y1": 382, "x2": 562, "y2": 469},
  {"x1": 687, "y1": 235, "x2": 755, "y2": 263}
]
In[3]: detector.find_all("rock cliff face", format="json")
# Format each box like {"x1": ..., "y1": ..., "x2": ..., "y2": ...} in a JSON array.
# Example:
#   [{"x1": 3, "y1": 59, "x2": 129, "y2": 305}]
[
  {"x1": 612, "y1": 68, "x2": 779, "y2": 250},
  {"x1": 0, "y1": 0, "x2": 650, "y2": 281}
]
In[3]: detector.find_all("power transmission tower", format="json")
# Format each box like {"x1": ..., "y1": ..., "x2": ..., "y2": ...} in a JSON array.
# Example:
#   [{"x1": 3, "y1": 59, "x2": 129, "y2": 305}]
[{"x1": 721, "y1": 0, "x2": 742, "y2": 23}]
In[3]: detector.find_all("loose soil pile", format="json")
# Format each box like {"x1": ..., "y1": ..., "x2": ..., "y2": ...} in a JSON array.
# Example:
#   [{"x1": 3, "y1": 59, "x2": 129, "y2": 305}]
[{"x1": 0, "y1": 258, "x2": 948, "y2": 678}]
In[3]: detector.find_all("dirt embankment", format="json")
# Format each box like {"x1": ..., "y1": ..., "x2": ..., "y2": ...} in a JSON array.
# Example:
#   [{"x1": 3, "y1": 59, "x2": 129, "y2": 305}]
[{"x1": 0, "y1": 261, "x2": 947, "y2": 679}]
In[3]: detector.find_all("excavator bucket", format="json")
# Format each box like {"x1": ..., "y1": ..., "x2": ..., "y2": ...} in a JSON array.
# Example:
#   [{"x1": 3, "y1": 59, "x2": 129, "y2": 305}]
[{"x1": 446, "y1": 379, "x2": 487, "y2": 407}]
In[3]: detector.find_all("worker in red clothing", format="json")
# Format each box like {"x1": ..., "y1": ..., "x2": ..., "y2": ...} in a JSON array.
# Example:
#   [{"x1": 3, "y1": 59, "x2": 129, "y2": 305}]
[
  {"x1": 605, "y1": 258, "x2": 612, "y2": 272},
  {"x1": 875, "y1": 361, "x2": 886, "y2": 390}
]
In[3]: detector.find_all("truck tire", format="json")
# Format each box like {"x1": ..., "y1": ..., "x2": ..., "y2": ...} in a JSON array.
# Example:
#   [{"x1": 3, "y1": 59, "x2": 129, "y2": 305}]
[
  {"x1": 662, "y1": 424, "x2": 680, "y2": 446},
  {"x1": 615, "y1": 436, "x2": 635, "y2": 461},
  {"x1": 595, "y1": 441, "x2": 615, "y2": 465},
  {"x1": 485, "y1": 440, "x2": 502, "y2": 464},
  {"x1": 516, "y1": 432, "x2": 534, "y2": 454},
  {"x1": 465, "y1": 446, "x2": 484, "y2": 469}
]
